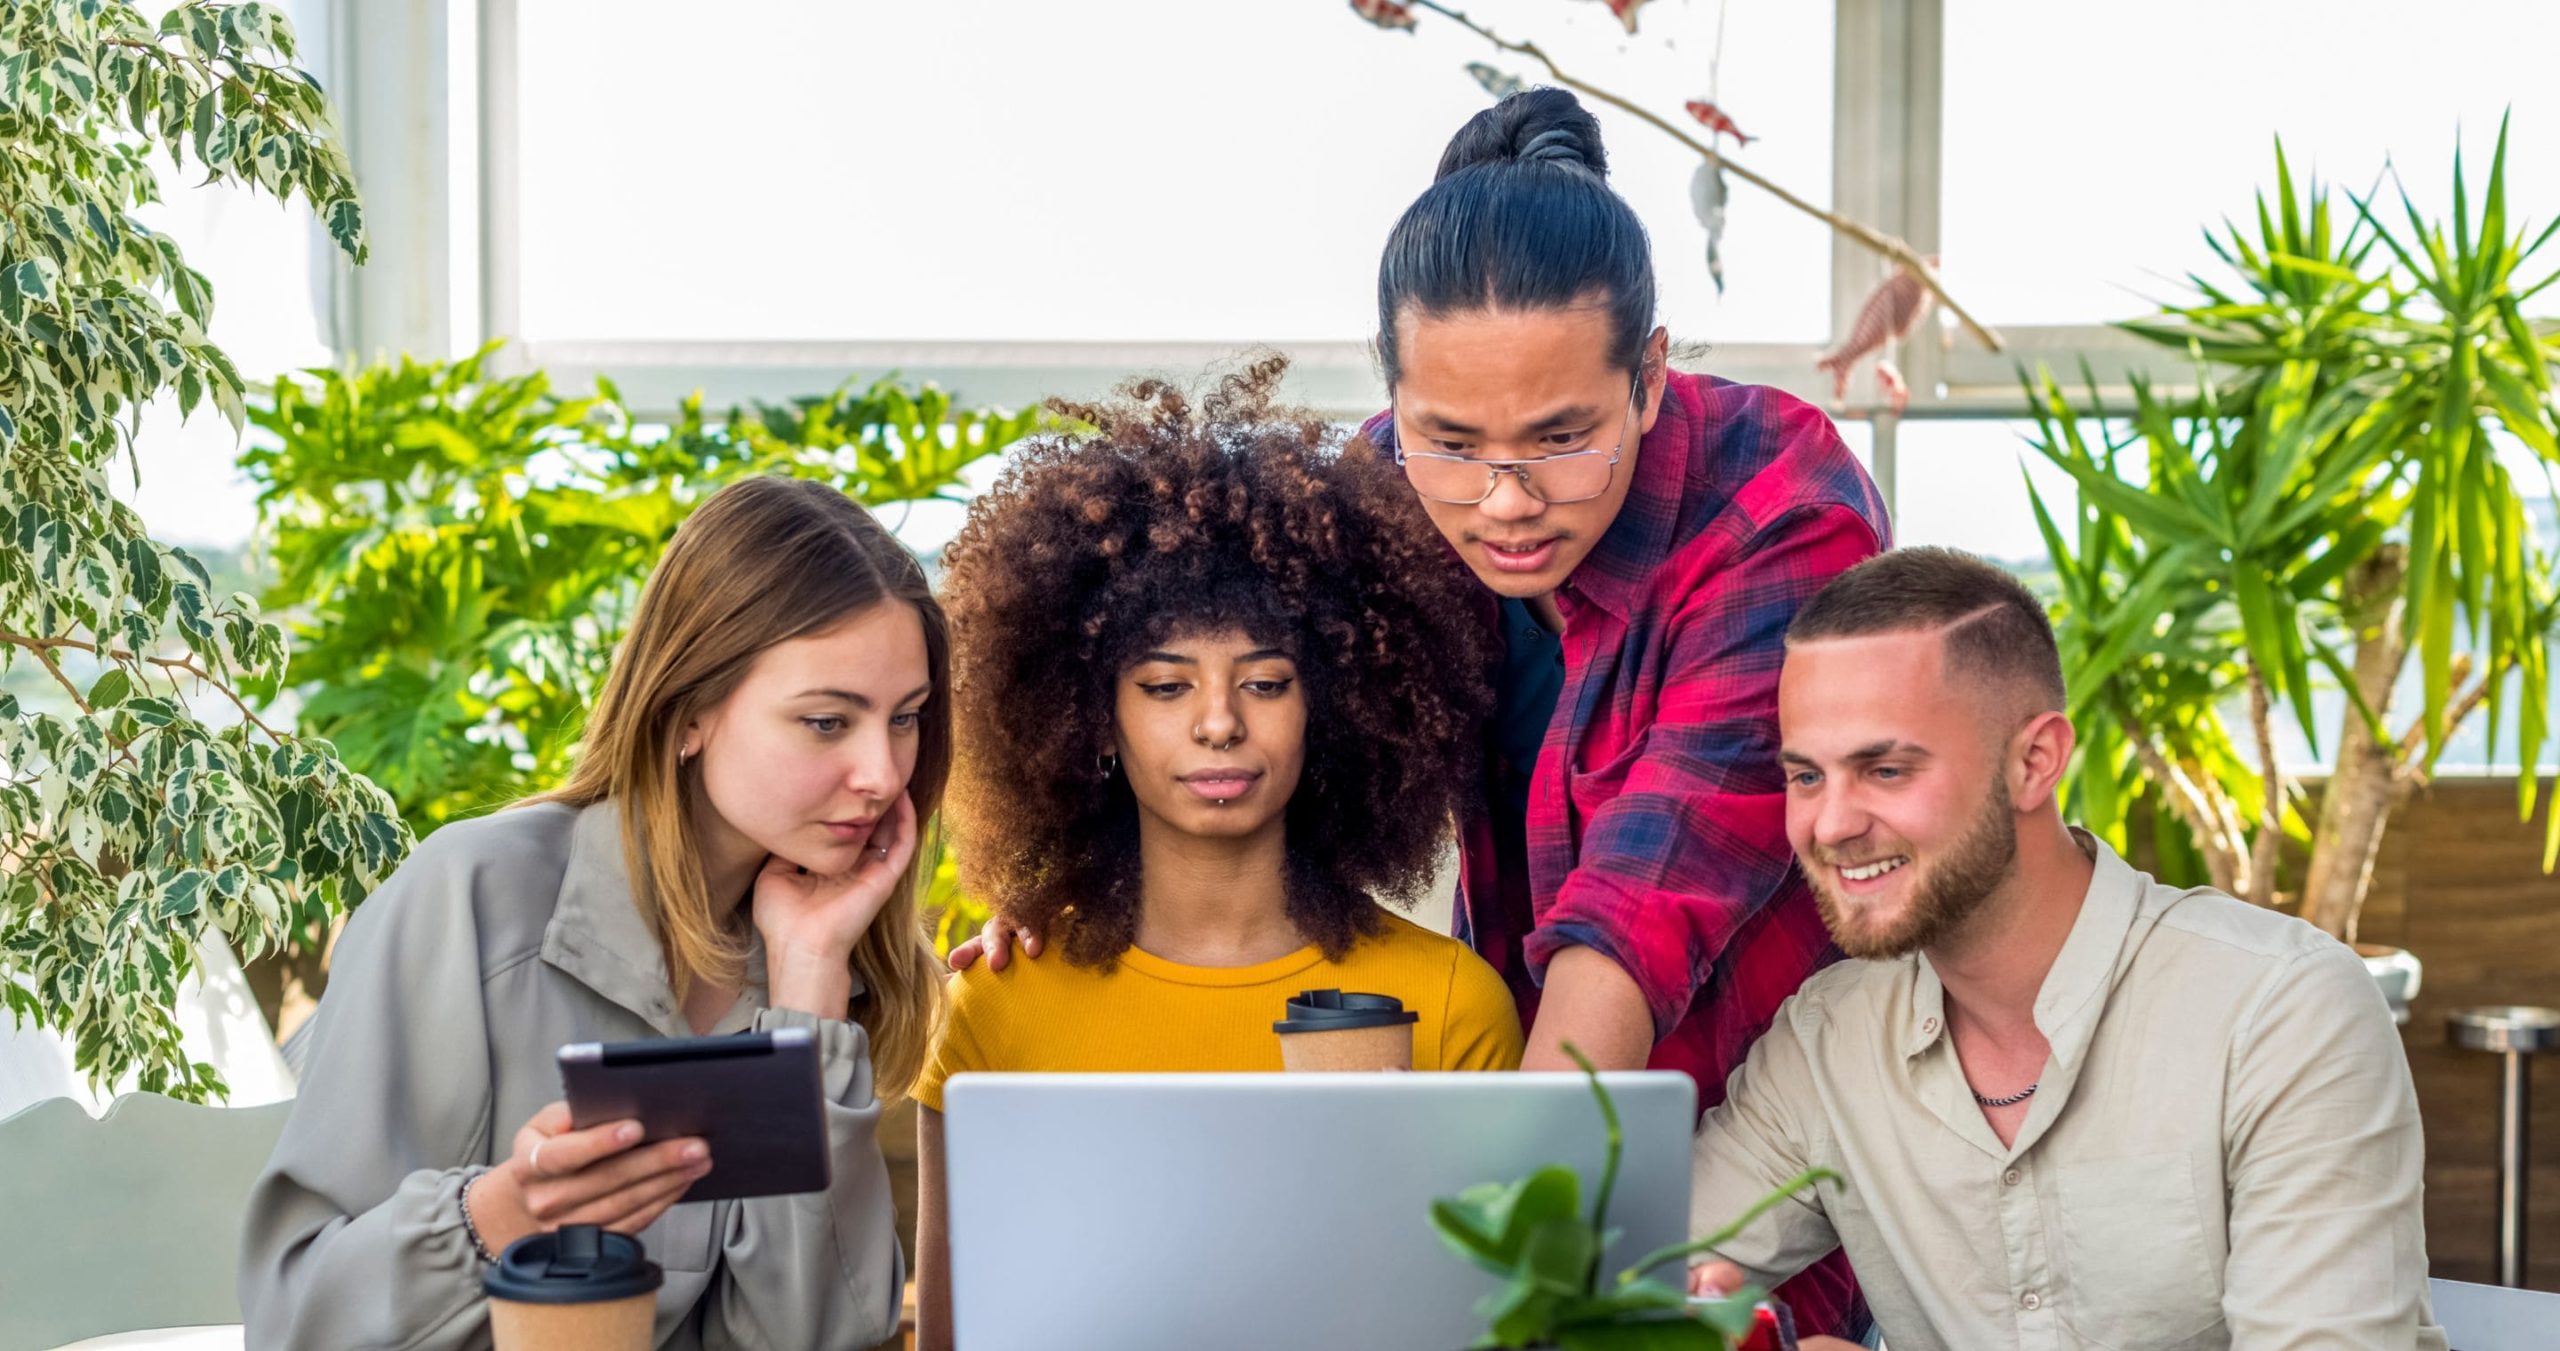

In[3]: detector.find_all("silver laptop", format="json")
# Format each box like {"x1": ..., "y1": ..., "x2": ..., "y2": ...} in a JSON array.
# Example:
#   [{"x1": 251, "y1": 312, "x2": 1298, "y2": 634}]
[{"x1": 942, "y1": 1072, "x2": 1696, "y2": 1351}]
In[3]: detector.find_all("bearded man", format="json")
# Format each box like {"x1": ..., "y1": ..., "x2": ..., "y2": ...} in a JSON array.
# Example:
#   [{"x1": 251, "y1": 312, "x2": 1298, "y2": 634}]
[{"x1": 1684, "y1": 547, "x2": 2444, "y2": 1351}]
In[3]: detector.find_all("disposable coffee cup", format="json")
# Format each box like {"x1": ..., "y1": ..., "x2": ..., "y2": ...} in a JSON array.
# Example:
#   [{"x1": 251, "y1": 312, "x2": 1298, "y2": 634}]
[
  {"x1": 483, "y1": 1224, "x2": 662, "y2": 1351},
  {"x1": 1273, "y1": 988, "x2": 1418, "y2": 1071}
]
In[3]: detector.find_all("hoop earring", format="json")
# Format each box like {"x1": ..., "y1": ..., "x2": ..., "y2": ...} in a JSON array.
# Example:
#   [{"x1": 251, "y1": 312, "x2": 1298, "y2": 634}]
[{"x1": 1096, "y1": 751, "x2": 1118, "y2": 781}]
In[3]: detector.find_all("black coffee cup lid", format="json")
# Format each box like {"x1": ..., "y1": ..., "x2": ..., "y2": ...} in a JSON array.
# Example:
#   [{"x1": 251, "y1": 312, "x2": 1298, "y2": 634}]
[
  {"x1": 1273, "y1": 988, "x2": 1418, "y2": 1034},
  {"x1": 483, "y1": 1224, "x2": 664, "y2": 1304}
]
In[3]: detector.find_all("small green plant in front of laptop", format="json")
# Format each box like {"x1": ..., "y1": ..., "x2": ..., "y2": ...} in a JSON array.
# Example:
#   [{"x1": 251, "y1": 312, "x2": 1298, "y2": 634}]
[{"x1": 1428, "y1": 1045, "x2": 1835, "y2": 1349}]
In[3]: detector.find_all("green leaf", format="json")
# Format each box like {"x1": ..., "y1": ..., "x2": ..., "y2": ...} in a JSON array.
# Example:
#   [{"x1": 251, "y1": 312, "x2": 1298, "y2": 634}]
[
  {"x1": 157, "y1": 871, "x2": 207, "y2": 921},
  {"x1": 87, "y1": 667, "x2": 132, "y2": 708},
  {"x1": 82, "y1": 200, "x2": 120, "y2": 256},
  {"x1": 1554, "y1": 1319, "x2": 1724, "y2": 1351},
  {"x1": 1434, "y1": 1166, "x2": 1583, "y2": 1276},
  {"x1": 190, "y1": 89, "x2": 216, "y2": 163},
  {"x1": 324, "y1": 198, "x2": 365, "y2": 263}
]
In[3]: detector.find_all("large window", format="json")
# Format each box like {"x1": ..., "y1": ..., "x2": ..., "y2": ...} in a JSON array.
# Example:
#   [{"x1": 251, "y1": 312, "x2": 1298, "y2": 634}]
[
  {"x1": 1941, "y1": 0, "x2": 2560, "y2": 330},
  {"x1": 116, "y1": 0, "x2": 337, "y2": 553},
  {"x1": 310, "y1": 0, "x2": 2560, "y2": 769},
  {"x1": 504, "y1": 0, "x2": 1834, "y2": 350},
  {"x1": 474, "y1": 0, "x2": 1839, "y2": 409}
]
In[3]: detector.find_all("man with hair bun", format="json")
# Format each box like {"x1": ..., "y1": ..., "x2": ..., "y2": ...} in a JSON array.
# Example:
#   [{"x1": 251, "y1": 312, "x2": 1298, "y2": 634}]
[
  {"x1": 1685, "y1": 547, "x2": 2444, "y2": 1350},
  {"x1": 1368, "y1": 85, "x2": 1887, "y2": 1336}
]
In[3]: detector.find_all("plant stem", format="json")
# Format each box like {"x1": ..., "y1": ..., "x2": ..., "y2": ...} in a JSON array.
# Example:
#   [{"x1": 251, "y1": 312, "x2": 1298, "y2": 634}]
[
  {"x1": 1406, "y1": 0, "x2": 2003, "y2": 354},
  {"x1": 2299, "y1": 553, "x2": 2411, "y2": 940},
  {"x1": 2395, "y1": 655, "x2": 2499, "y2": 770},
  {"x1": 2244, "y1": 662, "x2": 2285, "y2": 908},
  {"x1": 11, "y1": 637, "x2": 95, "y2": 713},
  {"x1": 1564, "y1": 1042, "x2": 1621, "y2": 1288},
  {"x1": 0, "y1": 630, "x2": 284, "y2": 740},
  {"x1": 1616, "y1": 1167, "x2": 1840, "y2": 1285},
  {"x1": 2126, "y1": 727, "x2": 2241, "y2": 894}
]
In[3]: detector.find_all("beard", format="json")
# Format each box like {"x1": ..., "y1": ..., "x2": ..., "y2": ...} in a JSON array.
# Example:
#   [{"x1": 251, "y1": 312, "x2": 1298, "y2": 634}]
[{"x1": 1807, "y1": 783, "x2": 2019, "y2": 960}]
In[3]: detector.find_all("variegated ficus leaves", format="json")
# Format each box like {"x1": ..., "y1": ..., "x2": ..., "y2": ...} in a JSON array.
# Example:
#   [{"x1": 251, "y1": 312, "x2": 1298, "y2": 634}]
[{"x1": 0, "y1": 1, "x2": 405, "y2": 1101}]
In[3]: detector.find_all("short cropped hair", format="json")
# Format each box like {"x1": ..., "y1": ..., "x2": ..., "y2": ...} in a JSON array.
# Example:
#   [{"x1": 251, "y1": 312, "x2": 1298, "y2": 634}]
[{"x1": 1786, "y1": 547, "x2": 2065, "y2": 713}]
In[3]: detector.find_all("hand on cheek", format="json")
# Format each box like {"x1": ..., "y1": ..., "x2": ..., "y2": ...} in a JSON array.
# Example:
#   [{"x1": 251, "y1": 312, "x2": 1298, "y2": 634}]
[{"x1": 752, "y1": 793, "x2": 921, "y2": 1016}]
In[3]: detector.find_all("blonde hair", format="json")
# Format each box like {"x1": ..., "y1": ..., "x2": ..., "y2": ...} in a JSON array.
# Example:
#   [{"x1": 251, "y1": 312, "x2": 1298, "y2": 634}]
[{"x1": 532, "y1": 476, "x2": 947, "y2": 1096}]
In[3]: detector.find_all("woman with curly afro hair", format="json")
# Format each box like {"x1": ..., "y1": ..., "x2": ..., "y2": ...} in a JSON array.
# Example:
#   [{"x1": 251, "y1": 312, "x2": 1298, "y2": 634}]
[{"x1": 908, "y1": 358, "x2": 1523, "y2": 1349}]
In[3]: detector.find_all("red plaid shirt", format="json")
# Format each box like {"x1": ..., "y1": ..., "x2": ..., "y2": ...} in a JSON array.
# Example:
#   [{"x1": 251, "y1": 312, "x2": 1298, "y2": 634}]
[{"x1": 1365, "y1": 370, "x2": 1889, "y2": 1335}]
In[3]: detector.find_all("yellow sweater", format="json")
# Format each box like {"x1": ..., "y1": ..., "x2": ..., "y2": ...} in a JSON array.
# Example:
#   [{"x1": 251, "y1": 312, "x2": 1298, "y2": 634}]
[{"x1": 913, "y1": 910, "x2": 1525, "y2": 1110}]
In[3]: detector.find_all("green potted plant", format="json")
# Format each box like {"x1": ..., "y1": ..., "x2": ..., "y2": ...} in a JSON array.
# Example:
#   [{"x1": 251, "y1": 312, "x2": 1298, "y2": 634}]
[
  {"x1": 1430, "y1": 1047, "x2": 1831, "y2": 1350},
  {"x1": 0, "y1": 0, "x2": 405, "y2": 1102},
  {"x1": 2023, "y1": 124, "x2": 2560, "y2": 1017}
]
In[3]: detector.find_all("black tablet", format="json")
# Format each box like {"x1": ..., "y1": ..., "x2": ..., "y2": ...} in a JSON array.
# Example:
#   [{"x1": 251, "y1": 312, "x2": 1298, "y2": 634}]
[{"x1": 558, "y1": 1027, "x2": 829, "y2": 1203}]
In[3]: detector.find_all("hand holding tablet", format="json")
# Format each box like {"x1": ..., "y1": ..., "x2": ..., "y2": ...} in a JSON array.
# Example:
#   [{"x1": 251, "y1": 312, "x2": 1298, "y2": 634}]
[
  {"x1": 558, "y1": 1027, "x2": 831, "y2": 1204},
  {"x1": 464, "y1": 1101, "x2": 711, "y2": 1257}
]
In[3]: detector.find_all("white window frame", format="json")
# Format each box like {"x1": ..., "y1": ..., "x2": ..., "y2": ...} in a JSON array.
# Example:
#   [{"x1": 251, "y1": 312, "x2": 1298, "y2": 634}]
[
  {"x1": 317, "y1": 0, "x2": 2543, "y2": 777},
  {"x1": 338, "y1": 0, "x2": 2206, "y2": 509}
]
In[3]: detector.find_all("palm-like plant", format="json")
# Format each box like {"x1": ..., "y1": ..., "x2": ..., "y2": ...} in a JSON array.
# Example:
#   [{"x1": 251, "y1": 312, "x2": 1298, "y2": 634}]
[{"x1": 2028, "y1": 122, "x2": 2560, "y2": 940}]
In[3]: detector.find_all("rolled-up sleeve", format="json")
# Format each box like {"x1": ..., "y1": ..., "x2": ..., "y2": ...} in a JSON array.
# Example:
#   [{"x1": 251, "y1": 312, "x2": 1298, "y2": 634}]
[
  {"x1": 698, "y1": 1005, "x2": 903, "y2": 1350},
  {"x1": 1525, "y1": 504, "x2": 1882, "y2": 1039},
  {"x1": 1689, "y1": 998, "x2": 1837, "y2": 1286},
  {"x1": 237, "y1": 847, "x2": 500, "y2": 1351},
  {"x1": 2220, "y1": 942, "x2": 2443, "y2": 1349}
]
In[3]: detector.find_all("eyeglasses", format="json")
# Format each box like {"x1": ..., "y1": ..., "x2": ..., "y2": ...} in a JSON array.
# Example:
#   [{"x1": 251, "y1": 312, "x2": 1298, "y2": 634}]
[{"x1": 1393, "y1": 377, "x2": 1639, "y2": 507}]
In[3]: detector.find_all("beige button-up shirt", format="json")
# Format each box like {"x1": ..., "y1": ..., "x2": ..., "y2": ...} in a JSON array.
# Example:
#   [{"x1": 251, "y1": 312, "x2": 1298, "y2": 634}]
[
  {"x1": 1691, "y1": 835, "x2": 2442, "y2": 1350},
  {"x1": 238, "y1": 801, "x2": 903, "y2": 1351}
]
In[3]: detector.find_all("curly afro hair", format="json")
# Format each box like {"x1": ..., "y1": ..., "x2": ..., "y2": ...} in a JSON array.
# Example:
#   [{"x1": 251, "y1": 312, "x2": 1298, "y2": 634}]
[{"x1": 938, "y1": 355, "x2": 1494, "y2": 967}]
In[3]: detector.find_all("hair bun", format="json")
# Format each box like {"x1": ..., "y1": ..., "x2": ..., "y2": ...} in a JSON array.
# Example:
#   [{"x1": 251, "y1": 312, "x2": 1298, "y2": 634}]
[
  {"x1": 1517, "y1": 127, "x2": 1588, "y2": 167},
  {"x1": 1434, "y1": 87, "x2": 1610, "y2": 181}
]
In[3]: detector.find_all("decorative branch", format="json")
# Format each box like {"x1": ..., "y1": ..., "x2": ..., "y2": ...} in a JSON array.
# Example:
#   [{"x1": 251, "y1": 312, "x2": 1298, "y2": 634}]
[
  {"x1": 1407, "y1": 0, "x2": 2003, "y2": 354},
  {"x1": 16, "y1": 638, "x2": 95, "y2": 714},
  {"x1": 0, "y1": 631, "x2": 284, "y2": 741}
]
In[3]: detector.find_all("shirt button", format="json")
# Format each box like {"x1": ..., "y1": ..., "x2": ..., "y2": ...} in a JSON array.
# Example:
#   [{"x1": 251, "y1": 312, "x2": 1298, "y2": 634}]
[
  {"x1": 2002, "y1": 1168, "x2": 2023, "y2": 1187},
  {"x1": 2019, "y1": 1291, "x2": 2042, "y2": 1311},
  {"x1": 1921, "y1": 1017, "x2": 1940, "y2": 1034}
]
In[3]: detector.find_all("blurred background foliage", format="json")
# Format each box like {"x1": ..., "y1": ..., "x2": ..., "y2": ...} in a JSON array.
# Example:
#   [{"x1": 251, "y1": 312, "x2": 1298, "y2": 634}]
[{"x1": 232, "y1": 345, "x2": 1037, "y2": 1017}]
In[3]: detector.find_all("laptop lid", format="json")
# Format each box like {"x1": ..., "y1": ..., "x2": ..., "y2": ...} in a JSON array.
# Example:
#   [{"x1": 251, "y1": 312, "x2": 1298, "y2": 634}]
[{"x1": 943, "y1": 1071, "x2": 1696, "y2": 1351}]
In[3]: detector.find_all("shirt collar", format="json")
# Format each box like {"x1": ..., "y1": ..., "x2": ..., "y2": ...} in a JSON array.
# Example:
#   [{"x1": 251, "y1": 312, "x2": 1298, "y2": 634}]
[
  {"x1": 544, "y1": 800, "x2": 771, "y2": 1038},
  {"x1": 1557, "y1": 370, "x2": 1697, "y2": 623},
  {"x1": 2027, "y1": 830, "x2": 2144, "y2": 1070},
  {"x1": 1901, "y1": 829, "x2": 2143, "y2": 1062}
]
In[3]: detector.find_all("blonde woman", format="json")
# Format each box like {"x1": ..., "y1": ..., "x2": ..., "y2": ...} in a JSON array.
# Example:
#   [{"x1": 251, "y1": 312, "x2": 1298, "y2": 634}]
[{"x1": 239, "y1": 476, "x2": 944, "y2": 1350}]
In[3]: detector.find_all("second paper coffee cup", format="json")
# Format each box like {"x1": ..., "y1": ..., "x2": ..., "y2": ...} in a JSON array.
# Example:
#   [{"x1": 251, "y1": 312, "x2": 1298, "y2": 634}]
[
  {"x1": 1273, "y1": 988, "x2": 1418, "y2": 1070},
  {"x1": 483, "y1": 1223, "x2": 662, "y2": 1351}
]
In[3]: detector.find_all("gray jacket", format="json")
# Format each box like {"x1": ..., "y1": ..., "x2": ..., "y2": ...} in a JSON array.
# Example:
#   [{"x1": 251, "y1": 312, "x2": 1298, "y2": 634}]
[{"x1": 237, "y1": 801, "x2": 903, "y2": 1350}]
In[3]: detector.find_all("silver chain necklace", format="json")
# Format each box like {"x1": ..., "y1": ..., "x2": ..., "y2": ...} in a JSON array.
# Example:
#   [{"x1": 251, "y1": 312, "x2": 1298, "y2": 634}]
[{"x1": 1973, "y1": 1082, "x2": 2039, "y2": 1108}]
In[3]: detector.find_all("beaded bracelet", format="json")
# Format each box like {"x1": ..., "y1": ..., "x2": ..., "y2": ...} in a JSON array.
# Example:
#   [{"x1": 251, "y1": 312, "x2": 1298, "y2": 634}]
[{"x1": 458, "y1": 1170, "x2": 499, "y2": 1264}]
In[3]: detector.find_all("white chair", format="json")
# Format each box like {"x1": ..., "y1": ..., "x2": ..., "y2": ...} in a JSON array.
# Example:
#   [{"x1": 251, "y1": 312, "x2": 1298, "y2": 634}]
[
  {"x1": 2432, "y1": 1276, "x2": 2560, "y2": 1350},
  {"x1": 0, "y1": 1093, "x2": 289, "y2": 1351}
]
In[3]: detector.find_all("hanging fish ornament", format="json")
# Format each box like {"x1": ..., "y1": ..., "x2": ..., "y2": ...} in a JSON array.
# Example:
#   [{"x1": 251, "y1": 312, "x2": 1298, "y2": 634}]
[
  {"x1": 1816, "y1": 259, "x2": 1939, "y2": 413},
  {"x1": 1466, "y1": 62, "x2": 1525, "y2": 100},
  {"x1": 1682, "y1": 100, "x2": 1754, "y2": 145},
  {"x1": 1690, "y1": 158, "x2": 1729, "y2": 294},
  {"x1": 1348, "y1": 0, "x2": 1419, "y2": 32}
]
